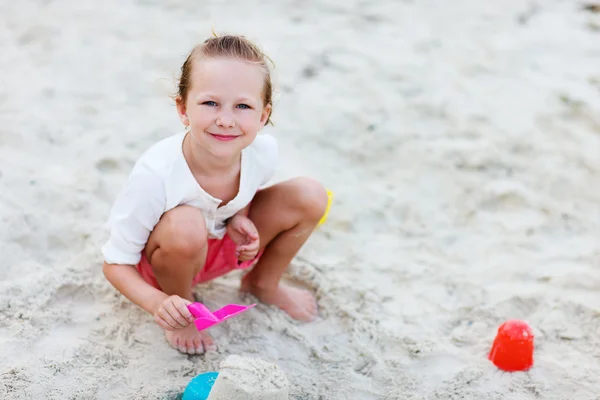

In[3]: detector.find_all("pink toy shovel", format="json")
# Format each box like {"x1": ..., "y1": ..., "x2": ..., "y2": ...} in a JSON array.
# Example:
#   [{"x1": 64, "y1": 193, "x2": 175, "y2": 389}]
[{"x1": 187, "y1": 302, "x2": 256, "y2": 331}]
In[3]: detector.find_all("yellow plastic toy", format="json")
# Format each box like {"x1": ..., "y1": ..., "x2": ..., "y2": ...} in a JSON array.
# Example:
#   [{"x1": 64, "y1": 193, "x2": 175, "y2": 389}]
[{"x1": 318, "y1": 190, "x2": 334, "y2": 226}]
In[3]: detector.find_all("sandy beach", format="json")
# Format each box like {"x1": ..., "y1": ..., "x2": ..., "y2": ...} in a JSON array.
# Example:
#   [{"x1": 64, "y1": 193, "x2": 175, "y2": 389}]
[{"x1": 1, "y1": 0, "x2": 599, "y2": 398}]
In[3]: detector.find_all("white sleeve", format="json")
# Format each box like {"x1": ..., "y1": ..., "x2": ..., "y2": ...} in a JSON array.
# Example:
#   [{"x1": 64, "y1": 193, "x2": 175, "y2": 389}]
[
  {"x1": 101, "y1": 171, "x2": 166, "y2": 265},
  {"x1": 259, "y1": 134, "x2": 278, "y2": 186}
]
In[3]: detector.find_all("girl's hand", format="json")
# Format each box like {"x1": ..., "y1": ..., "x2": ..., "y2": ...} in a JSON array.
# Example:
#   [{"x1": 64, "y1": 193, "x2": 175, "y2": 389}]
[
  {"x1": 227, "y1": 215, "x2": 260, "y2": 261},
  {"x1": 153, "y1": 295, "x2": 195, "y2": 331}
]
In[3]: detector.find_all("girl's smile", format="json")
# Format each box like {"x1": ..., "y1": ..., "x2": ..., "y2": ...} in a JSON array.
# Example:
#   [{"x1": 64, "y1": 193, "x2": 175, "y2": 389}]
[{"x1": 207, "y1": 132, "x2": 240, "y2": 142}]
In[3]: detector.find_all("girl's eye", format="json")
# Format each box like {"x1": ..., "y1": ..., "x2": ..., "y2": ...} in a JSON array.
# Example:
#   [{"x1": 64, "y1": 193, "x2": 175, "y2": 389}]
[
  {"x1": 237, "y1": 104, "x2": 251, "y2": 109},
  {"x1": 202, "y1": 101, "x2": 217, "y2": 106}
]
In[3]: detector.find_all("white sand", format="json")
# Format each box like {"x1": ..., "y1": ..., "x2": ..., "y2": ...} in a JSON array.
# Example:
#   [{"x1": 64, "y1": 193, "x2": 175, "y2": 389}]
[
  {"x1": 207, "y1": 355, "x2": 288, "y2": 400},
  {"x1": 1, "y1": 0, "x2": 599, "y2": 399}
]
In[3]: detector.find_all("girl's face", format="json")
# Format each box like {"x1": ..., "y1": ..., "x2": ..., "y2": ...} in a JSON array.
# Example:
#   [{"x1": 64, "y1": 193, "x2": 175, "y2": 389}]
[{"x1": 177, "y1": 57, "x2": 271, "y2": 160}]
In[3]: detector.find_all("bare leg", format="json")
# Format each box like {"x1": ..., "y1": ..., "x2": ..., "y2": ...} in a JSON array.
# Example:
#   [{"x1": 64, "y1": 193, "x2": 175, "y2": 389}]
[
  {"x1": 241, "y1": 177, "x2": 328, "y2": 321},
  {"x1": 145, "y1": 205, "x2": 215, "y2": 354}
]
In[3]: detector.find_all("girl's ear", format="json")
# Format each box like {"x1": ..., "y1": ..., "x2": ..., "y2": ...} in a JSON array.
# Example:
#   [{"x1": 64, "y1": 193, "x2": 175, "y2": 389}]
[
  {"x1": 176, "y1": 96, "x2": 189, "y2": 126},
  {"x1": 260, "y1": 103, "x2": 272, "y2": 127}
]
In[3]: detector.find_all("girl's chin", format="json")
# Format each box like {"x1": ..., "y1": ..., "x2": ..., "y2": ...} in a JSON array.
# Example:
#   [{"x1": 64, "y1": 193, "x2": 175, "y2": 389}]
[{"x1": 205, "y1": 144, "x2": 244, "y2": 159}]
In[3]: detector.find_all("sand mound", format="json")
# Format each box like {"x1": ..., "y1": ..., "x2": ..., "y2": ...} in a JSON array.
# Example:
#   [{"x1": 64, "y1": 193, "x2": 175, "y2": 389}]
[{"x1": 207, "y1": 355, "x2": 289, "y2": 400}]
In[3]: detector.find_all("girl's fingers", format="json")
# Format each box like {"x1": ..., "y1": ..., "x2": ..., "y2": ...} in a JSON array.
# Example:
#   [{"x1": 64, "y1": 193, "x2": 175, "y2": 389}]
[
  {"x1": 155, "y1": 313, "x2": 177, "y2": 331},
  {"x1": 238, "y1": 250, "x2": 258, "y2": 261},
  {"x1": 164, "y1": 301, "x2": 189, "y2": 328},
  {"x1": 238, "y1": 241, "x2": 259, "y2": 252},
  {"x1": 240, "y1": 221, "x2": 259, "y2": 239},
  {"x1": 175, "y1": 298, "x2": 195, "y2": 323},
  {"x1": 159, "y1": 309, "x2": 181, "y2": 330}
]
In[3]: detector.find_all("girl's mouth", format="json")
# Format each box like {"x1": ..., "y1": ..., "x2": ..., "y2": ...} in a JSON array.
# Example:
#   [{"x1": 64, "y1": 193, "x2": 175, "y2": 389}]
[{"x1": 209, "y1": 133, "x2": 239, "y2": 142}]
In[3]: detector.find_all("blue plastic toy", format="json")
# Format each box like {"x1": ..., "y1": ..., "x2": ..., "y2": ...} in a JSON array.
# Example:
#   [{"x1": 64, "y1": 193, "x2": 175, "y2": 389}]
[{"x1": 182, "y1": 372, "x2": 219, "y2": 400}]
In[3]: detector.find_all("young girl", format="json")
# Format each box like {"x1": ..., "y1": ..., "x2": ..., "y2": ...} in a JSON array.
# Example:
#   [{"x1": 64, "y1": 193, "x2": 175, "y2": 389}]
[{"x1": 101, "y1": 35, "x2": 328, "y2": 355}]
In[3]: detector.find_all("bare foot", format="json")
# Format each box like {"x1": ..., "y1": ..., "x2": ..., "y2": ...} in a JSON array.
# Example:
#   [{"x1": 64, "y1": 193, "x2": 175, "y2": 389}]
[
  {"x1": 165, "y1": 324, "x2": 217, "y2": 355},
  {"x1": 241, "y1": 279, "x2": 318, "y2": 322}
]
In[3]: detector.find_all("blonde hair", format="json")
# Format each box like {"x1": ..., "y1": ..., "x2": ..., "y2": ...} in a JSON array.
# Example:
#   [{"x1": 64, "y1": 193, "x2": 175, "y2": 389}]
[{"x1": 176, "y1": 34, "x2": 274, "y2": 125}]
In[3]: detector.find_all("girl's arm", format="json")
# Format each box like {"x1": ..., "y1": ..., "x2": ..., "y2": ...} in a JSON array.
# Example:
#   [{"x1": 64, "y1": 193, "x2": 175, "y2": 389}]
[
  {"x1": 102, "y1": 171, "x2": 168, "y2": 315},
  {"x1": 102, "y1": 262, "x2": 167, "y2": 315}
]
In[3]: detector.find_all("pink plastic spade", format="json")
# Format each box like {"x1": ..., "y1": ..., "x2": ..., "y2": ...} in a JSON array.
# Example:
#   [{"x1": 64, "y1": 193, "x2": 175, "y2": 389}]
[{"x1": 187, "y1": 302, "x2": 256, "y2": 331}]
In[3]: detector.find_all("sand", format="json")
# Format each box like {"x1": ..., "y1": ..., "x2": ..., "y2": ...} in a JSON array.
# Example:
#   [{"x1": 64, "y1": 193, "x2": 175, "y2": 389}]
[
  {"x1": 206, "y1": 355, "x2": 288, "y2": 400},
  {"x1": 1, "y1": 0, "x2": 599, "y2": 399}
]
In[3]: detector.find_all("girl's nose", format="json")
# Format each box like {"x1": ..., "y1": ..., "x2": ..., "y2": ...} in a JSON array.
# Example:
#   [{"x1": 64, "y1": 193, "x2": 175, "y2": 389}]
[{"x1": 216, "y1": 110, "x2": 235, "y2": 128}]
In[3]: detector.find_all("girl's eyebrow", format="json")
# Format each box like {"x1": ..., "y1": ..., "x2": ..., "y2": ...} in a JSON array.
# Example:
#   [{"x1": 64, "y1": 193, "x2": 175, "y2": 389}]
[
  {"x1": 194, "y1": 93, "x2": 258, "y2": 103},
  {"x1": 236, "y1": 97, "x2": 258, "y2": 103}
]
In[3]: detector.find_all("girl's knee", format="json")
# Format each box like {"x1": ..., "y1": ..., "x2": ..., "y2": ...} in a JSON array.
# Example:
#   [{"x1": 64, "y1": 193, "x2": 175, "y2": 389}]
[
  {"x1": 156, "y1": 205, "x2": 208, "y2": 260},
  {"x1": 287, "y1": 177, "x2": 329, "y2": 221}
]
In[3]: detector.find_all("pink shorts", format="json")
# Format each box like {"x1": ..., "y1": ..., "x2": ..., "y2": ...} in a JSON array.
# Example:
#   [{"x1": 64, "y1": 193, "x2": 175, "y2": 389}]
[{"x1": 136, "y1": 233, "x2": 262, "y2": 290}]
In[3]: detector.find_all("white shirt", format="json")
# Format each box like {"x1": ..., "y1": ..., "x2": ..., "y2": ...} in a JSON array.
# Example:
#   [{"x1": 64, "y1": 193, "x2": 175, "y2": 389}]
[{"x1": 101, "y1": 131, "x2": 278, "y2": 265}]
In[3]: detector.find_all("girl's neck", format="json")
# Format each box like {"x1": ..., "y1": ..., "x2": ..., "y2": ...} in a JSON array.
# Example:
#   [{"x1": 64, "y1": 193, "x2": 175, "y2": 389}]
[{"x1": 183, "y1": 132, "x2": 240, "y2": 177}]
